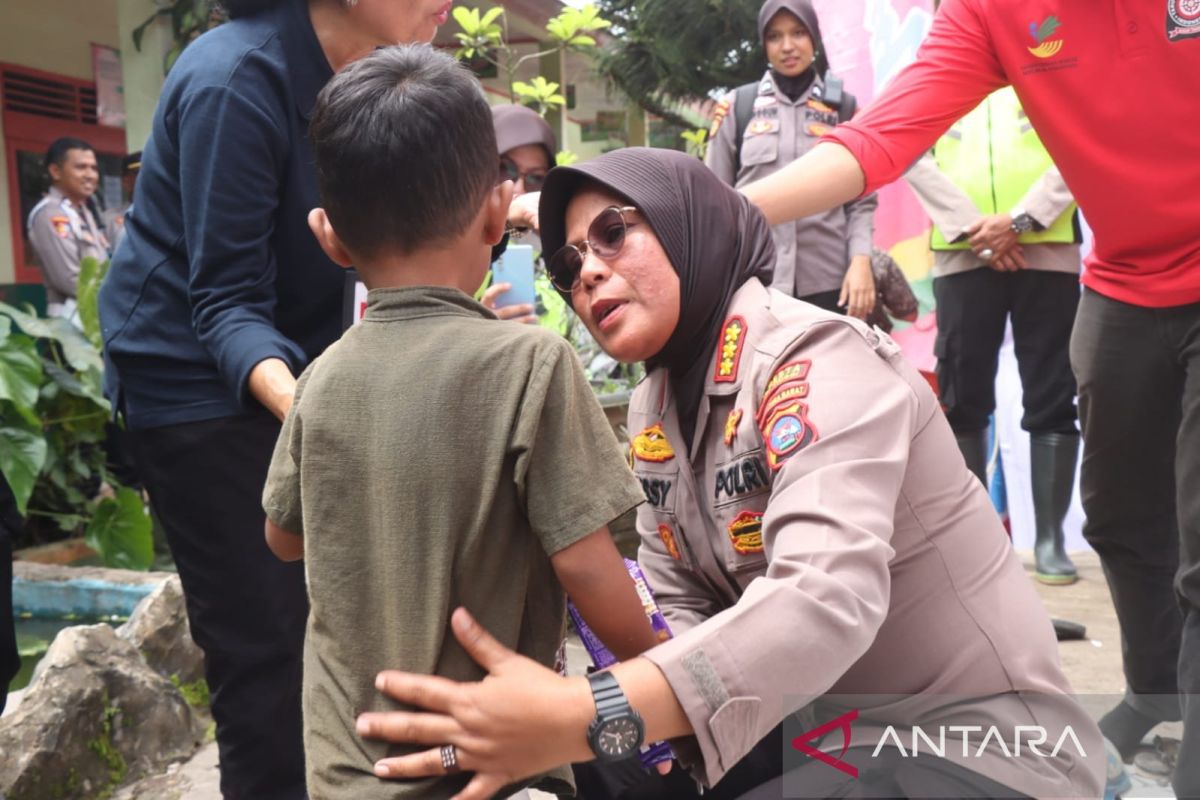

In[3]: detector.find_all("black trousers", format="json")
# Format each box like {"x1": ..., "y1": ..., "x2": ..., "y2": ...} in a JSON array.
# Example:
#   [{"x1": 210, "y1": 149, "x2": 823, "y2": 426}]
[
  {"x1": 1070, "y1": 288, "x2": 1200, "y2": 797},
  {"x1": 127, "y1": 414, "x2": 308, "y2": 800},
  {"x1": 933, "y1": 268, "x2": 1079, "y2": 435},
  {"x1": 0, "y1": 475, "x2": 20, "y2": 713}
]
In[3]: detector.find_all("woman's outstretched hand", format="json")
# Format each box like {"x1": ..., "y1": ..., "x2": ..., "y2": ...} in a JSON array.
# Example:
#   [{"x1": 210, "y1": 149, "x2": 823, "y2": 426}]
[
  {"x1": 507, "y1": 191, "x2": 541, "y2": 233},
  {"x1": 356, "y1": 607, "x2": 594, "y2": 800}
]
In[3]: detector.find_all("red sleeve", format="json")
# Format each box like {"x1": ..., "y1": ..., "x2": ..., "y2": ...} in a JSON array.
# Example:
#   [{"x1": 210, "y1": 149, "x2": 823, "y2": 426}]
[{"x1": 825, "y1": 0, "x2": 1009, "y2": 194}]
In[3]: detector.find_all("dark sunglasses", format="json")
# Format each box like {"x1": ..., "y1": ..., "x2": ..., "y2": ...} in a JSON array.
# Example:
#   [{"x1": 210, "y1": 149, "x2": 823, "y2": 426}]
[
  {"x1": 499, "y1": 160, "x2": 548, "y2": 191},
  {"x1": 547, "y1": 206, "x2": 640, "y2": 293}
]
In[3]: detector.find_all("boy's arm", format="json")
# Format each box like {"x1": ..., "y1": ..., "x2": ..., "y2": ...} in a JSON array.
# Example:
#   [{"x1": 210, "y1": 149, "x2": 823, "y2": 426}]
[
  {"x1": 551, "y1": 527, "x2": 659, "y2": 663},
  {"x1": 265, "y1": 517, "x2": 304, "y2": 561}
]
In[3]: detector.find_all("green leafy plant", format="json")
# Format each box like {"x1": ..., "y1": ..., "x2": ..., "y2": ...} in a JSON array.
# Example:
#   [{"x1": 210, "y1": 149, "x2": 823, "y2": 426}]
[
  {"x1": 453, "y1": 4, "x2": 611, "y2": 114},
  {"x1": 680, "y1": 128, "x2": 710, "y2": 160},
  {"x1": 131, "y1": 0, "x2": 226, "y2": 74},
  {"x1": 512, "y1": 76, "x2": 568, "y2": 118},
  {"x1": 0, "y1": 258, "x2": 153, "y2": 569},
  {"x1": 555, "y1": 150, "x2": 580, "y2": 167}
]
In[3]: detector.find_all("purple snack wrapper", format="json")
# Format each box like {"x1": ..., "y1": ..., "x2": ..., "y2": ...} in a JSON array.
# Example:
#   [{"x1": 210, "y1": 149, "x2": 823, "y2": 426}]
[{"x1": 568, "y1": 559, "x2": 674, "y2": 769}]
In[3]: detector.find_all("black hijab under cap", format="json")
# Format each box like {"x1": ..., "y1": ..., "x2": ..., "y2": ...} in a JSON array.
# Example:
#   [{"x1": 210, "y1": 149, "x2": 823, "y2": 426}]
[
  {"x1": 758, "y1": 0, "x2": 831, "y2": 101},
  {"x1": 540, "y1": 148, "x2": 776, "y2": 447}
]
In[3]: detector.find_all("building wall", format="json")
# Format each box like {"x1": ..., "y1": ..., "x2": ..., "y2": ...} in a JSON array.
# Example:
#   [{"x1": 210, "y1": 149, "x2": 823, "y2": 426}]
[{"x1": 0, "y1": 0, "x2": 121, "y2": 284}]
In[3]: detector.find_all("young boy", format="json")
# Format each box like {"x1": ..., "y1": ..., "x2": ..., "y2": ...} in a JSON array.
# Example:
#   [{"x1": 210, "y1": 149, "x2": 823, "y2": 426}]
[{"x1": 262, "y1": 46, "x2": 657, "y2": 799}]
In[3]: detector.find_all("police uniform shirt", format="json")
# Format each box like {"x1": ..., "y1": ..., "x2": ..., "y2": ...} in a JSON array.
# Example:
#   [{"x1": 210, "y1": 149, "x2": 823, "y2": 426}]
[
  {"x1": 26, "y1": 186, "x2": 108, "y2": 305},
  {"x1": 705, "y1": 72, "x2": 878, "y2": 299},
  {"x1": 628, "y1": 278, "x2": 1104, "y2": 798}
]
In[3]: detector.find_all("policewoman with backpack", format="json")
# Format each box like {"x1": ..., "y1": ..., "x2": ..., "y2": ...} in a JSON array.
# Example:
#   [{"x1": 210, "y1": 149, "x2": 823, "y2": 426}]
[{"x1": 705, "y1": 0, "x2": 879, "y2": 320}]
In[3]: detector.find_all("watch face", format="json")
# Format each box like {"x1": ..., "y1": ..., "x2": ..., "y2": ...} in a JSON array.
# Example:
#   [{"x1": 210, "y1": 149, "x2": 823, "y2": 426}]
[{"x1": 596, "y1": 716, "x2": 642, "y2": 758}]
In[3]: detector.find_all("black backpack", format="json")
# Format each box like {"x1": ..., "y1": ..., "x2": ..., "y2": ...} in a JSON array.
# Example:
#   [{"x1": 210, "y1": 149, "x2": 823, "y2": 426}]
[{"x1": 733, "y1": 71, "x2": 857, "y2": 172}]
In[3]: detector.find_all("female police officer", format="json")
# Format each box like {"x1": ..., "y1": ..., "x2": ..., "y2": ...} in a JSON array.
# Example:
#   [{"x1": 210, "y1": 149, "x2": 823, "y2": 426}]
[
  {"x1": 354, "y1": 149, "x2": 1103, "y2": 799},
  {"x1": 706, "y1": 0, "x2": 877, "y2": 320}
]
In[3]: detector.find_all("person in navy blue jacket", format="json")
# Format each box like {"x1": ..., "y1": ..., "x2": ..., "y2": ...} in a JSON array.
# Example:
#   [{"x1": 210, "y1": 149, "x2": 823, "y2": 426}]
[{"x1": 97, "y1": 1, "x2": 452, "y2": 796}]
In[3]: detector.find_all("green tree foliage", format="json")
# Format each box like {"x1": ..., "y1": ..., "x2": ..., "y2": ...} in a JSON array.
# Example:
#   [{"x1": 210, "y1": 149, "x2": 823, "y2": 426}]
[
  {"x1": 0, "y1": 258, "x2": 154, "y2": 569},
  {"x1": 594, "y1": 0, "x2": 765, "y2": 125}
]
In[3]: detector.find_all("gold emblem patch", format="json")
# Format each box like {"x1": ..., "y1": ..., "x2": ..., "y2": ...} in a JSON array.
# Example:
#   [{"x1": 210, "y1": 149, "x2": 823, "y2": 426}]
[
  {"x1": 714, "y1": 316, "x2": 747, "y2": 383},
  {"x1": 658, "y1": 524, "x2": 682, "y2": 561},
  {"x1": 709, "y1": 99, "x2": 731, "y2": 138},
  {"x1": 724, "y1": 409, "x2": 743, "y2": 446},
  {"x1": 632, "y1": 423, "x2": 675, "y2": 463},
  {"x1": 727, "y1": 510, "x2": 764, "y2": 554}
]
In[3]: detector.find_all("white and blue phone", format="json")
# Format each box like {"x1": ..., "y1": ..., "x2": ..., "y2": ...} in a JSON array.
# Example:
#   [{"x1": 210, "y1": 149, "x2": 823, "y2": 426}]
[{"x1": 491, "y1": 244, "x2": 537, "y2": 310}]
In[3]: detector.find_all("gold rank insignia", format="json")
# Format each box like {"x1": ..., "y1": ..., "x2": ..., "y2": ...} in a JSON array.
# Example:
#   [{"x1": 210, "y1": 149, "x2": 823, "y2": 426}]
[
  {"x1": 714, "y1": 316, "x2": 747, "y2": 383},
  {"x1": 806, "y1": 99, "x2": 835, "y2": 114},
  {"x1": 632, "y1": 422, "x2": 675, "y2": 463},
  {"x1": 658, "y1": 524, "x2": 682, "y2": 561},
  {"x1": 724, "y1": 409, "x2": 743, "y2": 446},
  {"x1": 727, "y1": 510, "x2": 765, "y2": 554},
  {"x1": 806, "y1": 122, "x2": 832, "y2": 138}
]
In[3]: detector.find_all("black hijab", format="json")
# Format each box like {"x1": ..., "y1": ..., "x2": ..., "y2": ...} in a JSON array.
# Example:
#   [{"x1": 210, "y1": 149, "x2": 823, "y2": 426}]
[
  {"x1": 758, "y1": 0, "x2": 830, "y2": 101},
  {"x1": 539, "y1": 148, "x2": 776, "y2": 446}
]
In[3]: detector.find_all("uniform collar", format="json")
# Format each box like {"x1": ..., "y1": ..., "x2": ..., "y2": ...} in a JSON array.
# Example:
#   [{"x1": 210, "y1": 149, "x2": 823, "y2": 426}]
[
  {"x1": 703, "y1": 278, "x2": 773, "y2": 397},
  {"x1": 276, "y1": 0, "x2": 334, "y2": 122},
  {"x1": 362, "y1": 285, "x2": 496, "y2": 322},
  {"x1": 764, "y1": 69, "x2": 823, "y2": 106}
]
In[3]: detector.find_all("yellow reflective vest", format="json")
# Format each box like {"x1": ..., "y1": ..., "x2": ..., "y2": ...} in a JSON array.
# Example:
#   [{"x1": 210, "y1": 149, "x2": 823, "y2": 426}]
[{"x1": 931, "y1": 87, "x2": 1077, "y2": 251}]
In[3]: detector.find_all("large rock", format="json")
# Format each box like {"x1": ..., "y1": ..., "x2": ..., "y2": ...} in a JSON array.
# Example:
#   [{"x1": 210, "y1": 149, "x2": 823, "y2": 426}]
[
  {"x1": 118, "y1": 576, "x2": 204, "y2": 686},
  {"x1": 0, "y1": 625, "x2": 204, "y2": 800}
]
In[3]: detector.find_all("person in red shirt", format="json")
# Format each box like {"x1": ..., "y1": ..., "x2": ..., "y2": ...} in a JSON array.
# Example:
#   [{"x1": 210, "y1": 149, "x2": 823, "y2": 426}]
[{"x1": 742, "y1": 0, "x2": 1200, "y2": 792}]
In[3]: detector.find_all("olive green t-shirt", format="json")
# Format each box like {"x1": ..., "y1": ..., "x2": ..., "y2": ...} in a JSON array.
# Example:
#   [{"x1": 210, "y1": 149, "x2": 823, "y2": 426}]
[{"x1": 262, "y1": 286, "x2": 644, "y2": 800}]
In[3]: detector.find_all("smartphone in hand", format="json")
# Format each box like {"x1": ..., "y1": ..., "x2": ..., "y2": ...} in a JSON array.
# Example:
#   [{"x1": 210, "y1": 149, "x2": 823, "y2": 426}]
[{"x1": 491, "y1": 244, "x2": 537, "y2": 311}]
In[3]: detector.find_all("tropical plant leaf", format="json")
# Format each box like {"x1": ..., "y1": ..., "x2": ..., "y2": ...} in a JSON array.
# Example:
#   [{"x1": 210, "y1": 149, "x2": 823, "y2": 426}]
[
  {"x1": 76, "y1": 257, "x2": 109, "y2": 351},
  {"x1": 86, "y1": 487, "x2": 154, "y2": 571},
  {"x1": 0, "y1": 302, "x2": 102, "y2": 374},
  {"x1": 0, "y1": 328, "x2": 43, "y2": 410},
  {"x1": 0, "y1": 410, "x2": 48, "y2": 515}
]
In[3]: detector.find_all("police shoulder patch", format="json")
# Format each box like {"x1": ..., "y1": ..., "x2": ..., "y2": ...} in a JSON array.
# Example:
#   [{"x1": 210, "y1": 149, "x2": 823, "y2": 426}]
[
  {"x1": 49, "y1": 215, "x2": 71, "y2": 239},
  {"x1": 709, "y1": 99, "x2": 731, "y2": 138},
  {"x1": 658, "y1": 524, "x2": 682, "y2": 561},
  {"x1": 727, "y1": 510, "x2": 765, "y2": 554},
  {"x1": 714, "y1": 316, "x2": 748, "y2": 383},
  {"x1": 763, "y1": 403, "x2": 819, "y2": 471},
  {"x1": 632, "y1": 422, "x2": 676, "y2": 463}
]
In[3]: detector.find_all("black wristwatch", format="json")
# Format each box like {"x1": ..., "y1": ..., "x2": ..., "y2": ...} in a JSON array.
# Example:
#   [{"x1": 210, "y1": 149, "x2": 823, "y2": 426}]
[
  {"x1": 1009, "y1": 210, "x2": 1038, "y2": 234},
  {"x1": 585, "y1": 671, "x2": 645, "y2": 762}
]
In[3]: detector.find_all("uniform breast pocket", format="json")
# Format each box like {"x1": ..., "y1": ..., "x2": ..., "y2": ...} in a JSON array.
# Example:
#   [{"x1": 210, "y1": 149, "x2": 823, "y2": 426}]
[
  {"x1": 711, "y1": 450, "x2": 771, "y2": 576},
  {"x1": 740, "y1": 129, "x2": 779, "y2": 167}
]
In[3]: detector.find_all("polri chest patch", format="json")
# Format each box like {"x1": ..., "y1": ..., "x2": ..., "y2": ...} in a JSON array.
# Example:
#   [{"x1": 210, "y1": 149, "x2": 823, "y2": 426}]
[{"x1": 714, "y1": 453, "x2": 770, "y2": 504}]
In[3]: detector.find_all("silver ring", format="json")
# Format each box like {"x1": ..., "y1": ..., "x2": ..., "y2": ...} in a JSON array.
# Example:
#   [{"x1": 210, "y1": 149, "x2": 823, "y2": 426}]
[
  {"x1": 440, "y1": 744, "x2": 461, "y2": 774},
  {"x1": 980, "y1": 248, "x2": 995, "y2": 261}
]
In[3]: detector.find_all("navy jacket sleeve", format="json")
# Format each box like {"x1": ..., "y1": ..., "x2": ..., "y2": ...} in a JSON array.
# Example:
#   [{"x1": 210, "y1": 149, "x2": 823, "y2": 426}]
[{"x1": 177, "y1": 83, "x2": 307, "y2": 404}]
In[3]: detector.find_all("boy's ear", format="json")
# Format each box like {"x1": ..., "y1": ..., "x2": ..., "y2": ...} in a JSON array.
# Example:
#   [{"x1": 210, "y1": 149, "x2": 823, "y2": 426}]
[
  {"x1": 482, "y1": 180, "x2": 516, "y2": 246},
  {"x1": 307, "y1": 208, "x2": 354, "y2": 268}
]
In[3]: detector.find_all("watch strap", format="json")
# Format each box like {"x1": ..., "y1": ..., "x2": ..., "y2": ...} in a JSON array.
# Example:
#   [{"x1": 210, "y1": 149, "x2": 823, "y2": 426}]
[{"x1": 588, "y1": 670, "x2": 631, "y2": 716}]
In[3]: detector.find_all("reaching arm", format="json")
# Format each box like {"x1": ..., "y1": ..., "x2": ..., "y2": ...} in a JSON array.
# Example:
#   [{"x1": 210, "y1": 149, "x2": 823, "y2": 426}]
[{"x1": 551, "y1": 527, "x2": 659, "y2": 662}]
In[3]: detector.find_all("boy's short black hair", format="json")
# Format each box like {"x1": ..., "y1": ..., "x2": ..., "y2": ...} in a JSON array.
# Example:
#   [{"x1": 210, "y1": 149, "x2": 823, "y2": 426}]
[
  {"x1": 45, "y1": 137, "x2": 93, "y2": 170},
  {"x1": 309, "y1": 45, "x2": 498, "y2": 260}
]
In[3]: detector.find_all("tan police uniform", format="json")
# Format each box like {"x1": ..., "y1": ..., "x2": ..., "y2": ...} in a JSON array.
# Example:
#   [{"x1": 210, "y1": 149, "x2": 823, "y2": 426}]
[
  {"x1": 26, "y1": 186, "x2": 108, "y2": 318},
  {"x1": 705, "y1": 73, "x2": 877, "y2": 300},
  {"x1": 630, "y1": 278, "x2": 1103, "y2": 797}
]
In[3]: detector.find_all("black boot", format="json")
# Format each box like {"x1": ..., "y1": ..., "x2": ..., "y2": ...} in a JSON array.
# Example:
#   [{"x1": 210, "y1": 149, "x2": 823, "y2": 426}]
[
  {"x1": 954, "y1": 429, "x2": 988, "y2": 486},
  {"x1": 1030, "y1": 432, "x2": 1079, "y2": 585}
]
